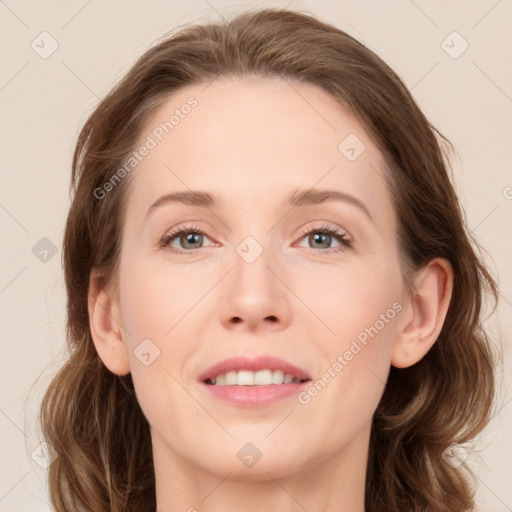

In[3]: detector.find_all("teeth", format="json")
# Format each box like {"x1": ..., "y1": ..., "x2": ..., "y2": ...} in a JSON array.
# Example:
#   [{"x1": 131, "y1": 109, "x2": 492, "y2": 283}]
[
  {"x1": 271, "y1": 370, "x2": 284, "y2": 384},
  {"x1": 208, "y1": 369, "x2": 304, "y2": 386}
]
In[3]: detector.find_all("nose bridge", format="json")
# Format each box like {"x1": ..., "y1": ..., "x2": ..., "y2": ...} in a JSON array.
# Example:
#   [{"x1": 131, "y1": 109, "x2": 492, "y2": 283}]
[
  {"x1": 232, "y1": 232, "x2": 277, "y2": 303},
  {"x1": 218, "y1": 229, "x2": 291, "y2": 330},
  {"x1": 229, "y1": 205, "x2": 277, "y2": 284}
]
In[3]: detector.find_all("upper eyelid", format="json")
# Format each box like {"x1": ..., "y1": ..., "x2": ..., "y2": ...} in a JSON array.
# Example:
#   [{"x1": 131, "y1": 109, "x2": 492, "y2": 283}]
[
  {"x1": 161, "y1": 223, "x2": 351, "y2": 249},
  {"x1": 162, "y1": 223, "x2": 348, "y2": 238}
]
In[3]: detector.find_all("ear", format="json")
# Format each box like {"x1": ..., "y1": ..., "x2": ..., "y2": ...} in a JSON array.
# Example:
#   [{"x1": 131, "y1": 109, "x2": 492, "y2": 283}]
[
  {"x1": 391, "y1": 258, "x2": 453, "y2": 368},
  {"x1": 88, "y1": 269, "x2": 130, "y2": 376}
]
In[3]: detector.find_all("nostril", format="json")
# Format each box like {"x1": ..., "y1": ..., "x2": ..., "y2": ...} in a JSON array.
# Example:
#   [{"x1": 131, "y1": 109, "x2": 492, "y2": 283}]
[{"x1": 266, "y1": 315, "x2": 278, "y2": 322}]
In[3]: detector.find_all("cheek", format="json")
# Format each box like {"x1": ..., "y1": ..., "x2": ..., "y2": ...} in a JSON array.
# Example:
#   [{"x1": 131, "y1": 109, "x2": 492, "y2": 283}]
[
  {"x1": 297, "y1": 257, "x2": 402, "y2": 346},
  {"x1": 296, "y1": 259, "x2": 402, "y2": 411},
  {"x1": 117, "y1": 257, "x2": 209, "y2": 418},
  {"x1": 118, "y1": 256, "x2": 208, "y2": 343},
  {"x1": 306, "y1": 265, "x2": 402, "y2": 392}
]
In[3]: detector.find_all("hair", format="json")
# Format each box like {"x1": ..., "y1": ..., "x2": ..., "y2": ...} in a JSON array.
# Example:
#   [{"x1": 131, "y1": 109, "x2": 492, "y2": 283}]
[{"x1": 39, "y1": 7, "x2": 499, "y2": 512}]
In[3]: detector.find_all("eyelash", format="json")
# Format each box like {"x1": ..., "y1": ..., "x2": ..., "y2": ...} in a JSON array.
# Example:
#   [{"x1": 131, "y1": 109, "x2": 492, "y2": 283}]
[{"x1": 159, "y1": 223, "x2": 352, "y2": 254}]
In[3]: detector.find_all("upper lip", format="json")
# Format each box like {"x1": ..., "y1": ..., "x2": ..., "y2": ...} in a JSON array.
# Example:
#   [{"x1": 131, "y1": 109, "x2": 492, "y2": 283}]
[{"x1": 198, "y1": 355, "x2": 312, "y2": 382}]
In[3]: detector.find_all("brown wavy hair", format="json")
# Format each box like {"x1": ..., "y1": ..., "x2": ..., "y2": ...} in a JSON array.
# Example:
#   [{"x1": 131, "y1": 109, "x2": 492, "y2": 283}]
[{"x1": 39, "y1": 8, "x2": 499, "y2": 512}]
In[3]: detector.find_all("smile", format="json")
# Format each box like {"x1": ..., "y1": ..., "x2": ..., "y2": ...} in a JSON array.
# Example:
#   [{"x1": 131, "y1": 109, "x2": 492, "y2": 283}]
[{"x1": 205, "y1": 369, "x2": 308, "y2": 386}]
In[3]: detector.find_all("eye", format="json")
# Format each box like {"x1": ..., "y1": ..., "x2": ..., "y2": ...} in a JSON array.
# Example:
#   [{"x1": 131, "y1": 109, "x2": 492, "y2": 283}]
[
  {"x1": 296, "y1": 224, "x2": 352, "y2": 253},
  {"x1": 159, "y1": 223, "x2": 352, "y2": 254},
  {"x1": 159, "y1": 224, "x2": 215, "y2": 253}
]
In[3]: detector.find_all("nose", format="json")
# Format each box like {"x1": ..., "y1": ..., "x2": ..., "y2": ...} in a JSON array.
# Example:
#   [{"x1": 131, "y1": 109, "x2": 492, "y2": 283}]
[{"x1": 218, "y1": 242, "x2": 292, "y2": 332}]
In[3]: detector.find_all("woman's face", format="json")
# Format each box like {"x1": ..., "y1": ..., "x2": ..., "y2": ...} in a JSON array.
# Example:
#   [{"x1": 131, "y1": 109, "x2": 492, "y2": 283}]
[{"x1": 115, "y1": 77, "x2": 407, "y2": 480}]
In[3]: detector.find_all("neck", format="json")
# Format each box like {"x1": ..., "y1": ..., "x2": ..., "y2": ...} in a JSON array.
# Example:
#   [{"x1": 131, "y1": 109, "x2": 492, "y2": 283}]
[{"x1": 152, "y1": 424, "x2": 370, "y2": 512}]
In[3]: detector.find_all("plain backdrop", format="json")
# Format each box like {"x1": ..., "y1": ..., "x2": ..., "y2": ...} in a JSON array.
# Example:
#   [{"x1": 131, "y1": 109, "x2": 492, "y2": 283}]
[{"x1": 0, "y1": 1, "x2": 511, "y2": 510}]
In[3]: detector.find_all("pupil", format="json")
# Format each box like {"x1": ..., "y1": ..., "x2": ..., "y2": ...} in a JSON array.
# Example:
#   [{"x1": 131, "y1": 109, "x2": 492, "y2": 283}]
[
  {"x1": 311, "y1": 233, "x2": 330, "y2": 248},
  {"x1": 183, "y1": 233, "x2": 202, "y2": 248}
]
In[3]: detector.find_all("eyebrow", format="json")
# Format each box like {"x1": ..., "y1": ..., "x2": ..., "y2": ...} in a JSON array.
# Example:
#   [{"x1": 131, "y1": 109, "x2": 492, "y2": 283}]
[
  {"x1": 288, "y1": 188, "x2": 372, "y2": 220},
  {"x1": 145, "y1": 188, "x2": 372, "y2": 221}
]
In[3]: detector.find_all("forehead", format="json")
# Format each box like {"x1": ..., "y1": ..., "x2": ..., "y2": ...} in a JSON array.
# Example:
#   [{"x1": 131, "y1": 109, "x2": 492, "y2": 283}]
[
  {"x1": 124, "y1": 76, "x2": 392, "y2": 227},
  {"x1": 136, "y1": 76, "x2": 372, "y2": 161}
]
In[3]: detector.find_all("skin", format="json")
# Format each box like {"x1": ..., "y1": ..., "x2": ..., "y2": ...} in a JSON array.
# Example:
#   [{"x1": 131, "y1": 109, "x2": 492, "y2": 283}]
[{"x1": 88, "y1": 77, "x2": 453, "y2": 511}]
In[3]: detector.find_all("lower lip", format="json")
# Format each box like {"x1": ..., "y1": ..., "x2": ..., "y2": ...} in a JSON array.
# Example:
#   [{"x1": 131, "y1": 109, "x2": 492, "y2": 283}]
[{"x1": 200, "y1": 381, "x2": 310, "y2": 407}]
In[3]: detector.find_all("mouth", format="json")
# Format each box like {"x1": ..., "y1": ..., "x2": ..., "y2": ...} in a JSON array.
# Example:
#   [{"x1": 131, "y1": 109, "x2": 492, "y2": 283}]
[
  {"x1": 199, "y1": 355, "x2": 311, "y2": 386},
  {"x1": 204, "y1": 369, "x2": 309, "y2": 386},
  {"x1": 198, "y1": 355, "x2": 311, "y2": 407}
]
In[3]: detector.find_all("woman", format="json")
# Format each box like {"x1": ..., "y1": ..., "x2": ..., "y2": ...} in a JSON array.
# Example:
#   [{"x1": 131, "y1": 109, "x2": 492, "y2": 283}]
[{"x1": 39, "y1": 8, "x2": 498, "y2": 512}]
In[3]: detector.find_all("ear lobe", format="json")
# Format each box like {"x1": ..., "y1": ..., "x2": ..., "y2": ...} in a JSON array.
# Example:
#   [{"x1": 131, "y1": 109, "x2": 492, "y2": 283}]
[
  {"x1": 391, "y1": 258, "x2": 453, "y2": 369},
  {"x1": 88, "y1": 269, "x2": 131, "y2": 376}
]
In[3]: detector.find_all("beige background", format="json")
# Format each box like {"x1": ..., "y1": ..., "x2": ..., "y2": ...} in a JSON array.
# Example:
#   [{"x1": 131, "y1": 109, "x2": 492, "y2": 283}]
[{"x1": 0, "y1": 1, "x2": 510, "y2": 510}]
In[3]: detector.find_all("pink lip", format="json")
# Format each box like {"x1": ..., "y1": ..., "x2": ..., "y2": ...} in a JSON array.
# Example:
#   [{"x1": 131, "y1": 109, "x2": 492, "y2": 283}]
[
  {"x1": 200, "y1": 381, "x2": 311, "y2": 407},
  {"x1": 198, "y1": 355, "x2": 312, "y2": 408},
  {"x1": 198, "y1": 355, "x2": 311, "y2": 383}
]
